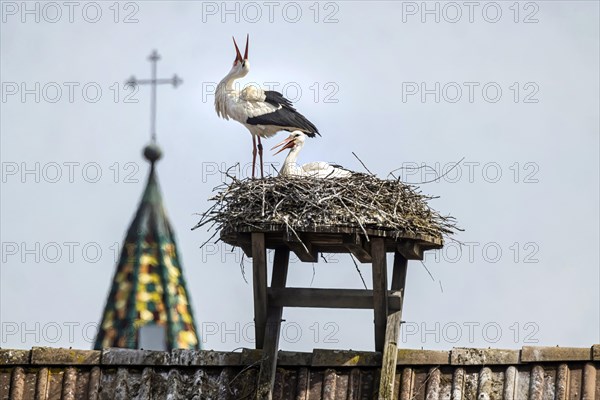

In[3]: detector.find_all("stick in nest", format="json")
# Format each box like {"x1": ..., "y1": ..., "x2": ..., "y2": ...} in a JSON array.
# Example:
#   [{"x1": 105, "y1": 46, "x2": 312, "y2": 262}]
[{"x1": 194, "y1": 175, "x2": 459, "y2": 243}]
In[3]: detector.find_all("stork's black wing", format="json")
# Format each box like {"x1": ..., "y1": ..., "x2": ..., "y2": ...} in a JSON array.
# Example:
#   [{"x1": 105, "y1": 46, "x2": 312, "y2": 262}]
[
  {"x1": 246, "y1": 90, "x2": 320, "y2": 137},
  {"x1": 263, "y1": 90, "x2": 295, "y2": 109}
]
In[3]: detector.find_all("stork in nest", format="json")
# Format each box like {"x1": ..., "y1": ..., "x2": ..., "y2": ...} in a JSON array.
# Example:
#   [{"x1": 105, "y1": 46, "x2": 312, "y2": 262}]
[{"x1": 215, "y1": 35, "x2": 320, "y2": 178}]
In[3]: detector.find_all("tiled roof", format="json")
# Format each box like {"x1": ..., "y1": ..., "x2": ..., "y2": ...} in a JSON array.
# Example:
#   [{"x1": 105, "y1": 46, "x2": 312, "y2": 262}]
[
  {"x1": 1, "y1": 346, "x2": 598, "y2": 399},
  {"x1": 94, "y1": 156, "x2": 200, "y2": 351}
]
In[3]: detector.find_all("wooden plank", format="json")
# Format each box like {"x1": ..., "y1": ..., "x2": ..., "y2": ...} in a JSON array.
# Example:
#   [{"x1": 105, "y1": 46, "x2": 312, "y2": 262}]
[
  {"x1": 343, "y1": 232, "x2": 372, "y2": 263},
  {"x1": 256, "y1": 248, "x2": 290, "y2": 400},
  {"x1": 372, "y1": 237, "x2": 388, "y2": 351},
  {"x1": 397, "y1": 241, "x2": 423, "y2": 260},
  {"x1": 379, "y1": 311, "x2": 402, "y2": 400},
  {"x1": 252, "y1": 232, "x2": 268, "y2": 349},
  {"x1": 390, "y1": 250, "x2": 408, "y2": 301},
  {"x1": 237, "y1": 233, "x2": 252, "y2": 257},
  {"x1": 387, "y1": 291, "x2": 403, "y2": 311},
  {"x1": 268, "y1": 288, "x2": 402, "y2": 310},
  {"x1": 283, "y1": 232, "x2": 318, "y2": 262},
  {"x1": 222, "y1": 225, "x2": 443, "y2": 247}
]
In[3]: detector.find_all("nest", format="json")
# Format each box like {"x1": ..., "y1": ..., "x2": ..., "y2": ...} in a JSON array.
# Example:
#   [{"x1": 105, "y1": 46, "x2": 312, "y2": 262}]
[{"x1": 194, "y1": 174, "x2": 459, "y2": 243}]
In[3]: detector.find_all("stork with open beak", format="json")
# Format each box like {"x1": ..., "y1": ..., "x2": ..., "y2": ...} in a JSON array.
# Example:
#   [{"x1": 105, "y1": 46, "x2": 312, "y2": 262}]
[
  {"x1": 215, "y1": 35, "x2": 320, "y2": 179},
  {"x1": 272, "y1": 131, "x2": 352, "y2": 178}
]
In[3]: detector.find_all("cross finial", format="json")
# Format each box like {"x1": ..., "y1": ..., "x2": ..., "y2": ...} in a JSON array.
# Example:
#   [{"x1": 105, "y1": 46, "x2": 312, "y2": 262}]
[{"x1": 126, "y1": 50, "x2": 182, "y2": 145}]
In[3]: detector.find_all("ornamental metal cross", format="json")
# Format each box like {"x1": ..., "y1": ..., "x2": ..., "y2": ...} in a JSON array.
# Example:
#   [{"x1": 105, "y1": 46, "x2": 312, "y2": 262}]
[{"x1": 126, "y1": 50, "x2": 182, "y2": 143}]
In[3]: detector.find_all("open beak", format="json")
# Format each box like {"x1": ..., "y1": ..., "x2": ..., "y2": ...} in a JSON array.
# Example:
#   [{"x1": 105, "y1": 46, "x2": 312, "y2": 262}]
[
  {"x1": 232, "y1": 37, "x2": 243, "y2": 63},
  {"x1": 271, "y1": 136, "x2": 296, "y2": 155},
  {"x1": 232, "y1": 34, "x2": 249, "y2": 63}
]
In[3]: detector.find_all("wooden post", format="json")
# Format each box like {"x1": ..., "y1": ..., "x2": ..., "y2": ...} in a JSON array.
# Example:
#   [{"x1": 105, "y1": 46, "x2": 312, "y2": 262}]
[
  {"x1": 379, "y1": 250, "x2": 409, "y2": 399},
  {"x1": 252, "y1": 232, "x2": 268, "y2": 349},
  {"x1": 256, "y1": 248, "x2": 290, "y2": 400},
  {"x1": 371, "y1": 237, "x2": 388, "y2": 351},
  {"x1": 379, "y1": 311, "x2": 402, "y2": 400}
]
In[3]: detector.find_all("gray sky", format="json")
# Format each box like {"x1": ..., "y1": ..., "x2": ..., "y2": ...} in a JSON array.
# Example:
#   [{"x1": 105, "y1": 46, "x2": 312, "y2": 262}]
[{"x1": 1, "y1": 1, "x2": 598, "y2": 352}]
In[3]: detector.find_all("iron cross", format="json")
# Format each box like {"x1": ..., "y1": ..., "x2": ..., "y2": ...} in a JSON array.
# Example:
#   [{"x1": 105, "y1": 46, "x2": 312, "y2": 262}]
[{"x1": 126, "y1": 50, "x2": 182, "y2": 142}]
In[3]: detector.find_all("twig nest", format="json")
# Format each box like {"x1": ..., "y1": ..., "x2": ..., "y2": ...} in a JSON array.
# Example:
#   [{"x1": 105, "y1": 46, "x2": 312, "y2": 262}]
[{"x1": 194, "y1": 175, "x2": 458, "y2": 242}]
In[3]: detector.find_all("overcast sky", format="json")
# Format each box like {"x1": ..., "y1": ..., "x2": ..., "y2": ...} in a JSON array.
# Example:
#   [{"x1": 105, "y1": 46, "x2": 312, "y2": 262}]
[{"x1": 1, "y1": 1, "x2": 598, "y2": 352}]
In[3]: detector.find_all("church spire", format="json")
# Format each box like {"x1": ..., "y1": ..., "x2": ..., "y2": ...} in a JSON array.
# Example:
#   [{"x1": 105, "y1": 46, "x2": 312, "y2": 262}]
[{"x1": 94, "y1": 52, "x2": 199, "y2": 351}]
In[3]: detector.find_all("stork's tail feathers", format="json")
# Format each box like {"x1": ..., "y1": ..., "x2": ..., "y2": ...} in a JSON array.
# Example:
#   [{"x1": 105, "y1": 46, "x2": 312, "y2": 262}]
[{"x1": 296, "y1": 113, "x2": 320, "y2": 137}]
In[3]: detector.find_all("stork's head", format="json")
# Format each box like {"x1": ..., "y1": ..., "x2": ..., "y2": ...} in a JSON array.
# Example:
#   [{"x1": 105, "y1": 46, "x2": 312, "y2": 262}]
[
  {"x1": 271, "y1": 131, "x2": 306, "y2": 155},
  {"x1": 229, "y1": 35, "x2": 250, "y2": 78}
]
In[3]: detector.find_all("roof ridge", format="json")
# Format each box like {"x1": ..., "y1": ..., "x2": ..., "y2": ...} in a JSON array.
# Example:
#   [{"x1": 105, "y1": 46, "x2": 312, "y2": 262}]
[{"x1": 2, "y1": 345, "x2": 598, "y2": 367}]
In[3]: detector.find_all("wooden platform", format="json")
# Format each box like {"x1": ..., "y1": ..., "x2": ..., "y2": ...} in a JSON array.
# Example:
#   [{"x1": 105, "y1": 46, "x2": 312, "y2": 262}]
[
  {"x1": 221, "y1": 225, "x2": 442, "y2": 263},
  {"x1": 220, "y1": 225, "x2": 443, "y2": 400}
]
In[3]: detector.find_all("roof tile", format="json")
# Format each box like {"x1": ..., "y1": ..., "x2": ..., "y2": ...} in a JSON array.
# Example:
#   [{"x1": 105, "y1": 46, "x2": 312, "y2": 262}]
[
  {"x1": 451, "y1": 347, "x2": 519, "y2": 365},
  {"x1": 31, "y1": 347, "x2": 100, "y2": 365},
  {"x1": 312, "y1": 349, "x2": 381, "y2": 367},
  {"x1": 101, "y1": 348, "x2": 169, "y2": 365},
  {"x1": 0, "y1": 349, "x2": 30, "y2": 365},
  {"x1": 396, "y1": 348, "x2": 450, "y2": 365},
  {"x1": 1, "y1": 347, "x2": 599, "y2": 399},
  {"x1": 169, "y1": 349, "x2": 241, "y2": 366},
  {"x1": 521, "y1": 346, "x2": 592, "y2": 362}
]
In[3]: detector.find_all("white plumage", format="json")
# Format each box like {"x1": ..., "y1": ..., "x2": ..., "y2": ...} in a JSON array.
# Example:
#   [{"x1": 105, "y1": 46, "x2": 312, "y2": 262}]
[
  {"x1": 272, "y1": 131, "x2": 352, "y2": 178},
  {"x1": 214, "y1": 35, "x2": 319, "y2": 178}
]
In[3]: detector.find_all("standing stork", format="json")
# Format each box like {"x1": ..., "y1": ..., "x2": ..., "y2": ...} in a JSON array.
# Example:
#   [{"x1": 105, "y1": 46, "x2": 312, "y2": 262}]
[{"x1": 215, "y1": 35, "x2": 320, "y2": 178}]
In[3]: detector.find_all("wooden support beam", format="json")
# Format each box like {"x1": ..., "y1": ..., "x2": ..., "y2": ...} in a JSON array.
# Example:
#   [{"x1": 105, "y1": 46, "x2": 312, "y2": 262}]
[
  {"x1": 397, "y1": 241, "x2": 423, "y2": 260},
  {"x1": 226, "y1": 233, "x2": 252, "y2": 257},
  {"x1": 256, "y1": 248, "x2": 290, "y2": 400},
  {"x1": 238, "y1": 239, "x2": 252, "y2": 258},
  {"x1": 283, "y1": 232, "x2": 318, "y2": 262},
  {"x1": 391, "y1": 251, "x2": 408, "y2": 294},
  {"x1": 268, "y1": 288, "x2": 402, "y2": 310},
  {"x1": 388, "y1": 291, "x2": 403, "y2": 311},
  {"x1": 252, "y1": 233, "x2": 268, "y2": 349},
  {"x1": 380, "y1": 252, "x2": 408, "y2": 398},
  {"x1": 379, "y1": 311, "x2": 402, "y2": 400},
  {"x1": 371, "y1": 237, "x2": 388, "y2": 352},
  {"x1": 343, "y1": 232, "x2": 372, "y2": 263}
]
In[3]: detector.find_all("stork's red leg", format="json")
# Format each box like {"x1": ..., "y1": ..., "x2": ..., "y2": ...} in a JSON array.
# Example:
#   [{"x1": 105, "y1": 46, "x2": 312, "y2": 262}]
[
  {"x1": 252, "y1": 135, "x2": 257, "y2": 179},
  {"x1": 257, "y1": 136, "x2": 264, "y2": 178}
]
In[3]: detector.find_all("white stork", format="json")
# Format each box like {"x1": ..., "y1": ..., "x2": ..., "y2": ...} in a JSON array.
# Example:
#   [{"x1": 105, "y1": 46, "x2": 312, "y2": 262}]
[
  {"x1": 215, "y1": 35, "x2": 320, "y2": 178},
  {"x1": 271, "y1": 131, "x2": 352, "y2": 178}
]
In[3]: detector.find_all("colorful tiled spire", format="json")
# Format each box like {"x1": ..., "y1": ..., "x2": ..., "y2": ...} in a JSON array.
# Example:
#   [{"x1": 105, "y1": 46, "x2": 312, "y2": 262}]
[{"x1": 94, "y1": 144, "x2": 200, "y2": 350}]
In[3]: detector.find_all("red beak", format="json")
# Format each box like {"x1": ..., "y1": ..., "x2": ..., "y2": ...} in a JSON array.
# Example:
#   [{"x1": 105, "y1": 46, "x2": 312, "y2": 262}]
[
  {"x1": 271, "y1": 136, "x2": 296, "y2": 155},
  {"x1": 232, "y1": 34, "x2": 249, "y2": 64},
  {"x1": 232, "y1": 36, "x2": 243, "y2": 63}
]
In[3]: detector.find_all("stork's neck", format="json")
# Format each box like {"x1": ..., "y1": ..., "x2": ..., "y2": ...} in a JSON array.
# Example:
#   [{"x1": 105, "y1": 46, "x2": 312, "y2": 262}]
[
  {"x1": 217, "y1": 71, "x2": 241, "y2": 93},
  {"x1": 215, "y1": 71, "x2": 243, "y2": 119},
  {"x1": 281, "y1": 142, "x2": 304, "y2": 175}
]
